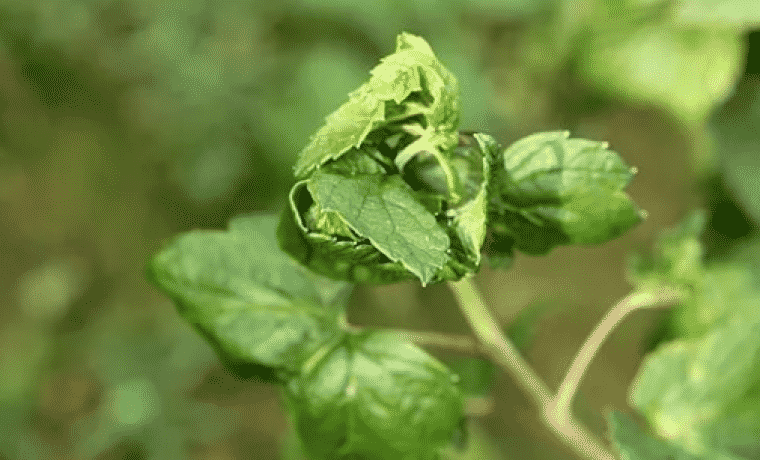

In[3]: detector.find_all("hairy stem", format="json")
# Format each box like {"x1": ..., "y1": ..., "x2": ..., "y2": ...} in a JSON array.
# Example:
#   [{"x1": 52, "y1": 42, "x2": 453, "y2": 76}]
[{"x1": 448, "y1": 277, "x2": 616, "y2": 460}]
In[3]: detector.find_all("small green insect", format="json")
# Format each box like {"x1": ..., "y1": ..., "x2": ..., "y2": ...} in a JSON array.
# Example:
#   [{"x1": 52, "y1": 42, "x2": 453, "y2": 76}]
[{"x1": 450, "y1": 416, "x2": 469, "y2": 451}]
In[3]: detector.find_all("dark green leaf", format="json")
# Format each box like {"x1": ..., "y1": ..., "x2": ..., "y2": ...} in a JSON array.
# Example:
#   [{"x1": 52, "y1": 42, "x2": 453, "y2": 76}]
[
  {"x1": 147, "y1": 213, "x2": 353, "y2": 377},
  {"x1": 284, "y1": 330, "x2": 464, "y2": 460},
  {"x1": 278, "y1": 181, "x2": 418, "y2": 285},
  {"x1": 489, "y1": 131, "x2": 644, "y2": 255},
  {"x1": 439, "y1": 356, "x2": 496, "y2": 398},
  {"x1": 308, "y1": 171, "x2": 450, "y2": 286},
  {"x1": 712, "y1": 80, "x2": 760, "y2": 228}
]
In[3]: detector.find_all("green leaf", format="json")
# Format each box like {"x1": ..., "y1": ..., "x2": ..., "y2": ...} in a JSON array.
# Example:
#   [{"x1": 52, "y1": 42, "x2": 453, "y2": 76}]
[
  {"x1": 279, "y1": 181, "x2": 419, "y2": 285},
  {"x1": 293, "y1": 32, "x2": 460, "y2": 179},
  {"x1": 607, "y1": 411, "x2": 748, "y2": 460},
  {"x1": 629, "y1": 274, "x2": 760, "y2": 456},
  {"x1": 283, "y1": 330, "x2": 464, "y2": 460},
  {"x1": 673, "y1": 0, "x2": 760, "y2": 28},
  {"x1": 712, "y1": 80, "x2": 760, "y2": 228},
  {"x1": 669, "y1": 262, "x2": 755, "y2": 339},
  {"x1": 627, "y1": 213, "x2": 760, "y2": 457},
  {"x1": 577, "y1": 23, "x2": 745, "y2": 126},
  {"x1": 626, "y1": 210, "x2": 707, "y2": 292},
  {"x1": 308, "y1": 171, "x2": 450, "y2": 286},
  {"x1": 147, "y1": 213, "x2": 353, "y2": 377},
  {"x1": 281, "y1": 131, "x2": 497, "y2": 286},
  {"x1": 444, "y1": 133, "x2": 496, "y2": 267},
  {"x1": 489, "y1": 131, "x2": 644, "y2": 255},
  {"x1": 439, "y1": 356, "x2": 496, "y2": 399}
]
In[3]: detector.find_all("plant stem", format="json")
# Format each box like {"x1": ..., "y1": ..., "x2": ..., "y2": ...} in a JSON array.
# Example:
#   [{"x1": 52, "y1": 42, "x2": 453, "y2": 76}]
[
  {"x1": 386, "y1": 328, "x2": 485, "y2": 356},
  {"x1": 342, "y1": 323, "x2": 485, "y2": 357},
  {"x1": 448, "y1": 277, "x2": 552, "y2": 407},
  {"x1": 447, "y1": 277, "x2": 616, "y2": 460},
  {"x1": 546, "y1": 286, "x2": 686, "y2": 428}
]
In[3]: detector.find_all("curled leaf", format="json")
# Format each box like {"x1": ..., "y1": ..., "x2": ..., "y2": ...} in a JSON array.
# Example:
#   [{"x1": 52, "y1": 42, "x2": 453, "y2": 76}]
[
  {"x1": 293, "y1": 32, "x2": 460, "y2": 180},
  {"x1": 487, "y1": 131, "x2": 644, "y2": 258},
  {"x1": 279, "y1": 132, "x2": 494, "y2": 286}
]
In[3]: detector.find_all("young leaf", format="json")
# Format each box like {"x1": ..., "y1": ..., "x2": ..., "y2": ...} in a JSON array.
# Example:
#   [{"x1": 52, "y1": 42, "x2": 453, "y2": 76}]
[
  {"x1": 607, "y1": 411, "x2": 748, "y2": 460},
  {"x1": 444, "y1": 132, "x2": 497, "y2": 267},
  {"x1": 307, "y1": 171, "x2": 450, "y2": 286},
  {"x1": 626, "y1": 209, "x2": 707, "y2": 292},
  {"x1": 280, "y1": 132, "x2": 496, "y2": 286},
  {"x1": 488, "y1": 131, "x2": 644, "y2": 256},
  {"x1": 629, "y1": 274, "x2": 760, "y2": 456},
  {"x1": 146, "y1": 213, "x2": 353, "y2": 378},
  {"x1": 293, "y1": 32, "x2": 460, "y2": 179},
  {"x1": 283, "y1": 330, "x2": 464, "y2": 460},
  {"x1": 279, "y1": 180, "x2": 420, "y2": 285}
]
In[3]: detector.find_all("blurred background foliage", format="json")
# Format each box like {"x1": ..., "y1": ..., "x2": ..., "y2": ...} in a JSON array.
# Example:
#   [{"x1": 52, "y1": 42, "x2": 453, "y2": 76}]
[{"x1": 2, "y1": 0, "x2": 760, "y2": 459}]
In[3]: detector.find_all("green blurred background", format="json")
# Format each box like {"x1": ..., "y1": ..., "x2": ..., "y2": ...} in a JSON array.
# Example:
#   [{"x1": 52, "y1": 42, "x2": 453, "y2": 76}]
[{"x1": 2, "y1": 0, "x2": 760, "y2": 459}]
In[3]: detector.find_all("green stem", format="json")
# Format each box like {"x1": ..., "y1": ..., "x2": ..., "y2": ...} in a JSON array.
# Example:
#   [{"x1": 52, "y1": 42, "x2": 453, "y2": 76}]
[
  {"x1": 385, "y1": 328, "x2": 484, "y2": 356},
  {"x1": 547, "y1": 286, "x2": 686, "y2": 427},
  {"x1": 448, "y1": 277, "x2": 552, "y2": 406},
  {"x1": 448, "y1": 277, "x2": 616, "y2": 460},
  {"x1": 343, "y1": 322, "x2": 484, "y2": 357}
]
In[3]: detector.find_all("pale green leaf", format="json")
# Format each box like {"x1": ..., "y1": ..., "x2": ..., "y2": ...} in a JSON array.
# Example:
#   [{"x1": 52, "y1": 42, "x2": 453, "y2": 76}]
[
  {"x1": 626, "y1": 210, "x2": 707, "y2": 292},
  {"x1": 608, "y1": 411, "x2": 748, "y2": 460},
  {"x1": 293, "y1": 32, "x2": 460, "y2": 179},
  {"x1": 578, "y1": 24, "x2": 745, "y2": 126},
  {"x1": 674, "y1": 0, "x2": 760, "y2": 28},
  {"x1": 629, "y1": 279, "x2": 760, "y2": 456}
]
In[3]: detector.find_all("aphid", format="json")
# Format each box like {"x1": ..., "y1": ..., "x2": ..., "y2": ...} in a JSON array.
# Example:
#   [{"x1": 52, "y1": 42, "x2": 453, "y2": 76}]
[{"x1": 450, "y1": 416, "x2": 468, "y2": 451}]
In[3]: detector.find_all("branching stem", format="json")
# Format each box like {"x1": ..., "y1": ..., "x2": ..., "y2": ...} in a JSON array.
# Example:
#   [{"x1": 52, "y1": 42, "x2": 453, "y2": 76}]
[
  {"x1": 447, "y1": 277, "x2": 684, "y2": 460},
  {"x1": 547, "y1": 286, "x2": 686, "y2": 427}
]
